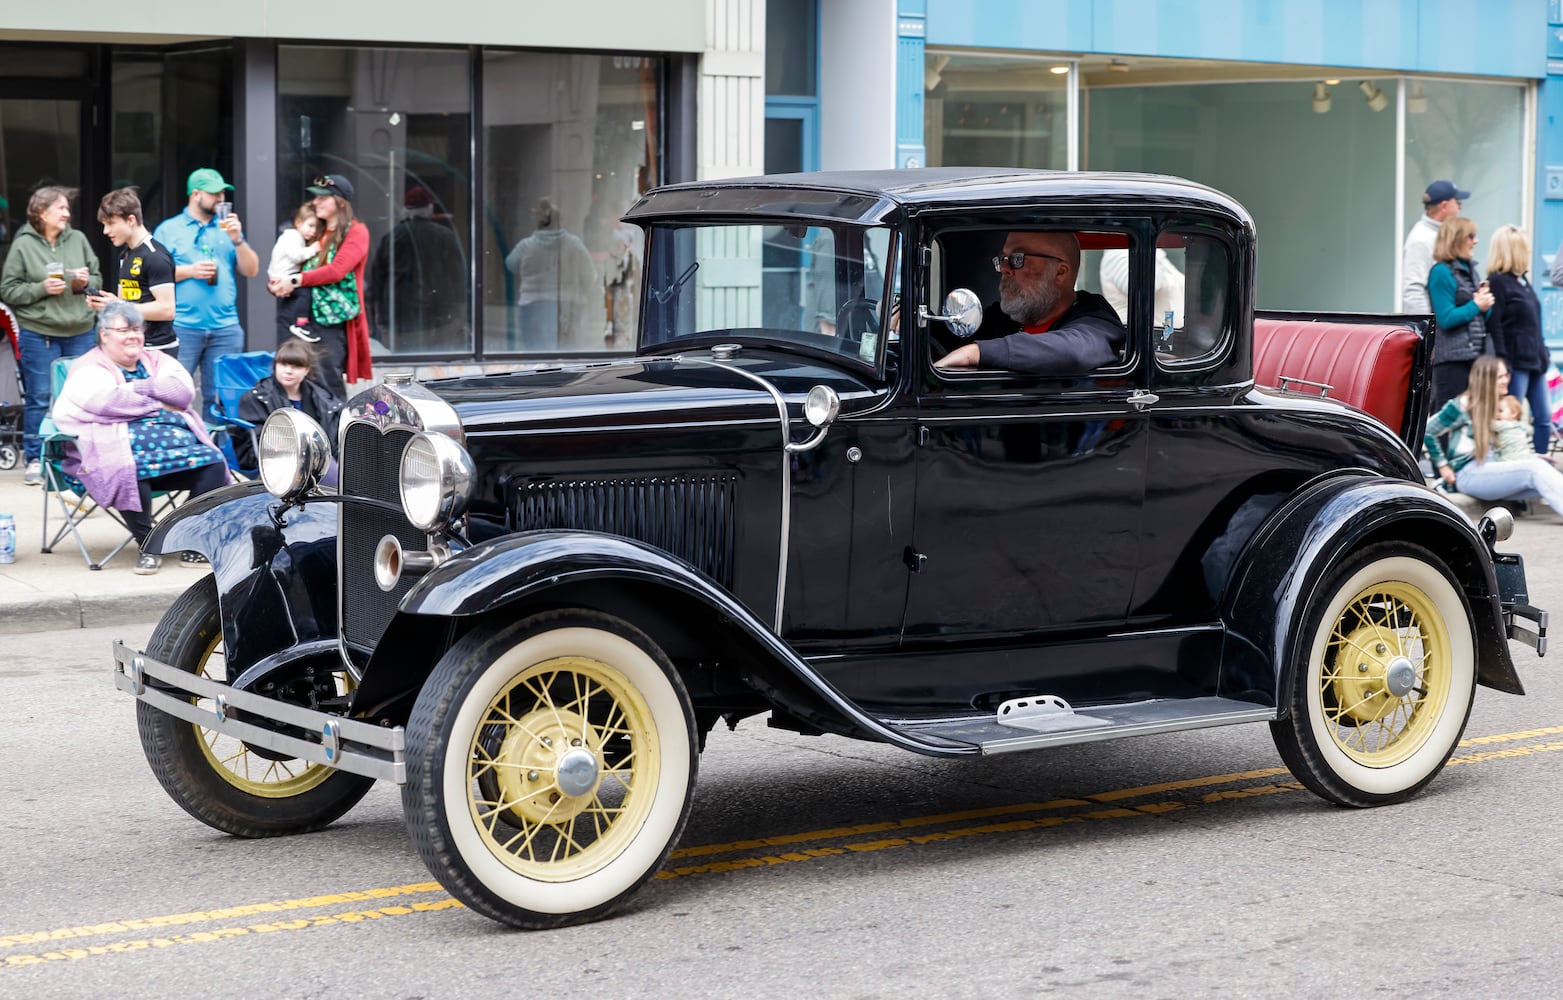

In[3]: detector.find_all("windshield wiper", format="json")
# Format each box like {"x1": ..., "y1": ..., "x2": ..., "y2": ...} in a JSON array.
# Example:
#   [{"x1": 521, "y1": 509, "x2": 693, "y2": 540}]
[{"x1": 652, "y1": 262, "x2": 699, "y2": 305}]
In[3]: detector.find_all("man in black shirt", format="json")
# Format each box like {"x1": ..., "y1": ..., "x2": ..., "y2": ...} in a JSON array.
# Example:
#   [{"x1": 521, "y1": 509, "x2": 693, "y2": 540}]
[{"x1": 89, "y1": 188, "x2": 177, "y2": 351}]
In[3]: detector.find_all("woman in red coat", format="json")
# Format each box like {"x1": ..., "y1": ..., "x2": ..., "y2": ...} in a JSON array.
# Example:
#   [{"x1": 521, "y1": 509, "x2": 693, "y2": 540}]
[{"x1": 267, "y1": 174, "x2": 372, "y2": 397}]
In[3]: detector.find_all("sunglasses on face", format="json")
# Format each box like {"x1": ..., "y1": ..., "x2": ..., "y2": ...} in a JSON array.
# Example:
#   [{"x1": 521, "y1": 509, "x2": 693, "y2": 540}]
[{"x1": 993, "y1": 251, "x2": 1066, "y2": 273}]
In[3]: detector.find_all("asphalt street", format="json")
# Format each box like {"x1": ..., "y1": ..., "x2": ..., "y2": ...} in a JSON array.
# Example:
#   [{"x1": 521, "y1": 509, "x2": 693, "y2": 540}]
[{"x1": 2, "y1": 510, "x2": 1562, "y2": 998}]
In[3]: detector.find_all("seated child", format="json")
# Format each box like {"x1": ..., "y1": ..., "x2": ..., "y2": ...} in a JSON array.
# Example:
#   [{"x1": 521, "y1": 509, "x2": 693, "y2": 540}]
[
  {"x1": 1493, "y1": 394, "x2": 1539, "y2": 462},
  {"x1": 233, "y1": 340, "x2": 345, "y2": 474},
  {"x1": 267, "y1": 202, "x2": 321, "y2": 346}
]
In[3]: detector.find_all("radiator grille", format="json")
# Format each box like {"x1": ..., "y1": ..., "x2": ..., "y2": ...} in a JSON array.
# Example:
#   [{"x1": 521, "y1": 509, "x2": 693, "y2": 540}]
[
  {"x1": 513, "y1": 475, "x2": 738, "y2": 587},
  {"x1": 339, "y1": 423, "x2": 423, "y2": 652}
]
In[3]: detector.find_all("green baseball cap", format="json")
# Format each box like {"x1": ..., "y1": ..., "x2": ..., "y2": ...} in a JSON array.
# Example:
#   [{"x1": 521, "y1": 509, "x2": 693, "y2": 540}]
[{"x1": 187, "y1": 168, "x2": 234, "y2": 195}]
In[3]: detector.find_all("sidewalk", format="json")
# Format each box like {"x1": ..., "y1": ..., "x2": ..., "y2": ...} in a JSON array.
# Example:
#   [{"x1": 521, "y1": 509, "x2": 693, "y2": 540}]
[{"x1": 0, "y1": 463, "x2": 197, "y2": 634}]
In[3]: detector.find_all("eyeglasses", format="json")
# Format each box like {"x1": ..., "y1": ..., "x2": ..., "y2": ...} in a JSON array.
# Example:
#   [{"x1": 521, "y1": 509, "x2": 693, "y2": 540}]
[
  {"x1": 101, "y1": 325, "x2": 145, "y2": 335},
  {"x1": 993, "y1": 251, "x2": 1066, "y2": 273}
]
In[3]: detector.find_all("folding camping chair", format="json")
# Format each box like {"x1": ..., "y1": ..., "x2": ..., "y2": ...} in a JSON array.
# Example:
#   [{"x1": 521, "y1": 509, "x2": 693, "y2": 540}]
[
  {"x1": 206, "y1": 350, "x2": 274, "y2": 478},
  {"x1": 39, "y1": 356, "x2": 179, "y2": 570}
]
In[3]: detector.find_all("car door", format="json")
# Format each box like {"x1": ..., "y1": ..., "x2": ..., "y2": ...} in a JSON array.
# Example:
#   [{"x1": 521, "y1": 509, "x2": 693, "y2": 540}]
[{"x1": 897, "y1": 219, "x2": 1151, "y2": 709}]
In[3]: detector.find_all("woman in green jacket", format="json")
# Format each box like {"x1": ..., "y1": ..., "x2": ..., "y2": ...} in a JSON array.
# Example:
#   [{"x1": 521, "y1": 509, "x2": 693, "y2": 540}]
[{"x1": 0, "y1": 186, "x2": 102, "y2": 484}]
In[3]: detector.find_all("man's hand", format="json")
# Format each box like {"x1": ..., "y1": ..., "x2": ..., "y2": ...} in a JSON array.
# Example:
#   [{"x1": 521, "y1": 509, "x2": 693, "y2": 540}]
[
  {"x1": 222, "y1": 214, "x2": 244, "y2": 244},
  {"x1": 934, "y1": 344, "x2": 981, "y2": 369}
]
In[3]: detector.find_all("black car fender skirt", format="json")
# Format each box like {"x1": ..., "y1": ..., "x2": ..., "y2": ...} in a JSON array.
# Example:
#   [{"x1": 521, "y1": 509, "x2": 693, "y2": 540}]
[
  {"x1": 143, "y1": 481, "x2": 342, "y2": 674},
  {"x1": 1219, "y1": 475, "x2": 1523, "y2": 708}
]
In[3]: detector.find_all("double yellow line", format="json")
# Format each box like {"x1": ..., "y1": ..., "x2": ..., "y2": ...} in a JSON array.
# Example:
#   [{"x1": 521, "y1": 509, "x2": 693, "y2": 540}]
[{"x1": 7, "y1": 724, "x2": 1563, "y2": 969}]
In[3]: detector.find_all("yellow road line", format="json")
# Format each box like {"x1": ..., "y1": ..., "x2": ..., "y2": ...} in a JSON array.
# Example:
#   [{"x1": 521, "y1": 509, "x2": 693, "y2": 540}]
[{"x1": 6, "y1": 723, "x2": 1563, "y2": 967}]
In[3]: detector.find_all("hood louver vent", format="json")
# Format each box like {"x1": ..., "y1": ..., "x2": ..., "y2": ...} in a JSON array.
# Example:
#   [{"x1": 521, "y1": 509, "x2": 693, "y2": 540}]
[{"x1": 512, "y1": 474, "x2": 738, "y2": 587}]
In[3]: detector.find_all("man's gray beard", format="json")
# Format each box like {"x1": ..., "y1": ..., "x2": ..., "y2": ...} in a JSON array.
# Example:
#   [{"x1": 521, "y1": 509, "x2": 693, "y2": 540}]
[{"x1": 1000, "y1": 281, "x2": 1060, "y2": 327}]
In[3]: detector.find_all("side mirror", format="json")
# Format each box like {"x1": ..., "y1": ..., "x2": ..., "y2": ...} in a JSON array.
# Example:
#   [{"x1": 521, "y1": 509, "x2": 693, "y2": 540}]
[{"x1": 920, "y1": 288, "x2": 983, "y2": 339}]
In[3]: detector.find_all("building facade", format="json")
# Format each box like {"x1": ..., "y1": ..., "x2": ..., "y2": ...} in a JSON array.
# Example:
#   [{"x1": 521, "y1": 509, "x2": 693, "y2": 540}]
[{"x1": 3, "y1": 1, "x2": 1560, "y2": 366}]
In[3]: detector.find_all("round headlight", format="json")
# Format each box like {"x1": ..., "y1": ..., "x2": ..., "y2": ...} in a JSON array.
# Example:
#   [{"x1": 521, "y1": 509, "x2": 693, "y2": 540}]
[
  {"x1": 803, "y1": 384, "x2": 841, "y2": 427},
  {"x1": 399, "y1": 432, "x2": 475, "y2": 532},
  {"x1": 258, "y1": 409, "x2": 331, "y2": 500}
]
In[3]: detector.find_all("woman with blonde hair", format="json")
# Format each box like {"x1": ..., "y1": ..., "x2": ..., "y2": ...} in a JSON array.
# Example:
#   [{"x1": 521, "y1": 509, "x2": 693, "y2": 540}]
[
  {"x1": 1425, "y1": 354, "x2": 1563, "y2": 513},
  {"x1": 1427, "y1": 216, "x2": 1494, "y2": 411},
  {"x1": 1484, "y1": 224, "x2": 1550, "y2": 455}
]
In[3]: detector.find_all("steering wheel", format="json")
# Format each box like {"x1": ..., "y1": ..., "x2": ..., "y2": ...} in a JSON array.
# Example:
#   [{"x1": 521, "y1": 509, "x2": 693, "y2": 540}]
[{"x1": 835, "y1": 297, "x2": 880, "y2": 343}]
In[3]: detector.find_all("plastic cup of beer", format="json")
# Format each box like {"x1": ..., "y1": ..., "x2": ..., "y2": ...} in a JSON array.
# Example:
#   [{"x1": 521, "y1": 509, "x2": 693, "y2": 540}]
[
  {"x1": 215, "y1": 202, "x2": 232, "y2": 224},
  {"x1": 45, "y1": 261, "x2": 64, "y2": 282}
]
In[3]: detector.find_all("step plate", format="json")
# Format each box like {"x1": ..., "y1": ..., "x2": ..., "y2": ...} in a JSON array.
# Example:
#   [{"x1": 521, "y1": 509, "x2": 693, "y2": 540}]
[{"x1": 886, "y1": 696, "x2": 1277, "y2": 755}]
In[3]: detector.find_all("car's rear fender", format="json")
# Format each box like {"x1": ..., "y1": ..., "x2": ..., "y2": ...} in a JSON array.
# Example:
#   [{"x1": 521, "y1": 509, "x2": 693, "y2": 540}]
[
  {"x1": 349, "y1": 530, "x2": 970, "y2": 756},
  {"x1": 1219, "y1": 474, "x2": 1524, "y2": 712},
  {"x1": 143, "y1": 482, "x2": 342, "y2": 674}
]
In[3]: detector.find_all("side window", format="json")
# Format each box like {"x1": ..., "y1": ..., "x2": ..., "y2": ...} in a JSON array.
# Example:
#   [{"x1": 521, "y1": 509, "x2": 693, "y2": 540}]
[{"x1": 1155, "y1": 231, "x2": 1231, "y2": 363}]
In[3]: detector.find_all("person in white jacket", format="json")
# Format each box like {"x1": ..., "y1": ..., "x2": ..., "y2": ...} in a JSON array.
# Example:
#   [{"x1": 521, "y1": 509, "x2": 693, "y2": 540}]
[
  {"x1": 267, "y1": 202, "x2": 321, "y2": 345},
  {"x1": 1402, "y1": 179, "x2": 1467, "y2": 314}
]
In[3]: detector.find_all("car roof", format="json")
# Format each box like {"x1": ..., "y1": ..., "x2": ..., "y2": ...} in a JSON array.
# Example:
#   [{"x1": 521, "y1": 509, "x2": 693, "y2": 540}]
[{"x1": 624, "y1": 168, "x2": 1253, "y2": 228}]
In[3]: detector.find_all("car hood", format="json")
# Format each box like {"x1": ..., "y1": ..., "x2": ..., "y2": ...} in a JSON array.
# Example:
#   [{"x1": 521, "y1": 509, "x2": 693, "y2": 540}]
[{"x1": 426, "y1": 353, "x2": 883, "y2": 436}]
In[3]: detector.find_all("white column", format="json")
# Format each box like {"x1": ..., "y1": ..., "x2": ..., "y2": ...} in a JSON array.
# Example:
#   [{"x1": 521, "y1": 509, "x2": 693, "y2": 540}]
[{"x1": 699, "y1": 0, "x2": 765, "y2": 180}]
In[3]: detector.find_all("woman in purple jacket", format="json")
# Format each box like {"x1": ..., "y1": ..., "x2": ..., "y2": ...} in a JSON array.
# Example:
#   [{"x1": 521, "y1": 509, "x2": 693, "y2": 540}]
[
  {"x1": 51, "y1": 300, "x2": 230, "y2": 575},
  {"x1": 1484, "y1": 224, "x2": 1552, "y2": 455}
]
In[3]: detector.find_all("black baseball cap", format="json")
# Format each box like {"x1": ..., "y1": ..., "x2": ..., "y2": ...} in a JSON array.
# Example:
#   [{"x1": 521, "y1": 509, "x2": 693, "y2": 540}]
[
  {"x1": 307, "y1": 173, "x2": 354, "y2": 201},
  {"x1": 1423, "y1": 179, "x2": 1470, "y2": 205}
]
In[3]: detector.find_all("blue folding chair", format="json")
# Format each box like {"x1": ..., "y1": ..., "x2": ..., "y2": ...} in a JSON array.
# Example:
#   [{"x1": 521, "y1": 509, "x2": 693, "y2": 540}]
[{"x1": 207, "y1": 350, "x2": 274, "y2": 477}]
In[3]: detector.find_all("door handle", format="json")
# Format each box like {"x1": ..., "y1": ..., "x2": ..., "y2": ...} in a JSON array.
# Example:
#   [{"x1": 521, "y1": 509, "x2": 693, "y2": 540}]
[{"x1": 1127, "y1": 389, "x2": 1160, "y2": 411}]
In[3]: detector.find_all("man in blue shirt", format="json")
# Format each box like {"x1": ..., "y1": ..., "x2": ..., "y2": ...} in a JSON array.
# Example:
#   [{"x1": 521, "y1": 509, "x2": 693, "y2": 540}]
[{"x1": 153, "y1": 168, "x2": 261, "y2": 417}]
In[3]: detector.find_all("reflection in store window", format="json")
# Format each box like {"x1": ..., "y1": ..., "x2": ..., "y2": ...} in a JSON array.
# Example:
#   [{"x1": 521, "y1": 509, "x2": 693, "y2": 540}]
[
  {"x1": 483, "y1": 51, "x2": 661, "y2": 355},
  {"x1": 278, "y1": 45, "x2": 472, "y2": 356}
]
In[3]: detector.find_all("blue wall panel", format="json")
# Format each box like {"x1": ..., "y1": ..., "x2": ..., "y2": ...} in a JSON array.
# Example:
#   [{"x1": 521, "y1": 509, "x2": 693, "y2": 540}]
[{"x1": 927, "y1": 0, "x2": 1546, "y2": 78}]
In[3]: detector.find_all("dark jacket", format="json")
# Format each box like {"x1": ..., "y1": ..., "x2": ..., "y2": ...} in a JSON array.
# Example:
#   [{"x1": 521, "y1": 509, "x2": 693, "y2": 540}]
[
  {"x1": 233, "y1": 375, "x2": 344, "y2": 469},
  {"x1": 976, "y1": 290, "x2": 1126, "y2": 375},
  {"x1": 1485, "y1": 271, "x2": 1549, "y2": 374},
  {"x1": 1428, "y1": 257, "x2": 1488, "y2": 364}
]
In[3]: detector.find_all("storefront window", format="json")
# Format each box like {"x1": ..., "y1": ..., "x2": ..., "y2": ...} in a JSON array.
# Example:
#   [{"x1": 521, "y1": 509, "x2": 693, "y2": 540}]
[
  {"x1": 924, "y1": 52, "x2": 1069, "y2": 170},
  {"x1": 112, "y1": 48, "x2": 231, "y2": 229},
  {"x1": 1403, "y1": 79, "x2": 1526, "y2": 286},
  {"x1": 482, "y1": 51, "x2": 661, "y2": 354},
  {"x1": 278, "y1": 45, "x2": 473, "y2": 356}
]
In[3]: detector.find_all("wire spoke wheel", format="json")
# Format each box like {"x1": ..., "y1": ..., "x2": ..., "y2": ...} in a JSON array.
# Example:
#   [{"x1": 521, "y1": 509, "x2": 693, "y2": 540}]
[
  {"x1": 1271, "y1": 542, "x2": 1476, "y2": 807},
  {"x1": 404, "y1": 610, "x2": 697, "y2": 929},
  {"x1": 136, "y1": 576, "x2": 375, "y2": 837},
  {"x1": 467, "y1": 655, "x2": 659, "y2": 881},
  {"x1": 1317, "y1": 581, "x2": 1452, "y2": 767}
]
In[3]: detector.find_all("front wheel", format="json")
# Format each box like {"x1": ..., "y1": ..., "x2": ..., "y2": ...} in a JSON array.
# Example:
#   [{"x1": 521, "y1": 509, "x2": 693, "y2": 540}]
[
  {"x1": 1271, "y1": 542, "x2": 1476, "y2": 807},
  {"x1": 402, "y1": 610, "x2": 698, "y2": 929},
  {"x1": 136, "y1": 576, "x2": 376, "y2": 836}
]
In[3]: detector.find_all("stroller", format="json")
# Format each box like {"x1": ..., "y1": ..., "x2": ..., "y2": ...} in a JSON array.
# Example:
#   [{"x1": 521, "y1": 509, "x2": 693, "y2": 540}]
[{"x1": 0, "y1": 303, "x2": 22, "y2": 471}]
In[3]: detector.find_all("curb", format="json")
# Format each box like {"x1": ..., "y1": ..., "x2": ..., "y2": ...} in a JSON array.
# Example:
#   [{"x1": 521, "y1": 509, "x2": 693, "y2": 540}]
[{"x1": 0, "y1": 580, "x2": 194, "y2": 635}]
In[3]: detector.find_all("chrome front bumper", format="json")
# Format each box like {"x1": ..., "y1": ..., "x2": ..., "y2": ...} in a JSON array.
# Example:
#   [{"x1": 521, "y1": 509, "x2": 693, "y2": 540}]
[{"x1": 111, "y1": 640, "x2": 406, "y2": 784}]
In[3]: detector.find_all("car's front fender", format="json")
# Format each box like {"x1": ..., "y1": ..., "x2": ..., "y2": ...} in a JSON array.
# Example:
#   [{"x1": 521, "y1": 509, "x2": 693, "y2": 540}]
[
  {"x1": 347, "y1": 530, "x2": 975, "y2": 756},
  {"x1": 1219, "y1": 474, "x2": 1524, "y2": 710},
  {"x1": 144, "y1": 482, "x2": 340, "y2": 673}
]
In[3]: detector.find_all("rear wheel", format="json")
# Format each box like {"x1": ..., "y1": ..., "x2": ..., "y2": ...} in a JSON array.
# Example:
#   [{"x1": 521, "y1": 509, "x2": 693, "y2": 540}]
[
  {"x1": 136, "y1": 576, "x2": 375, "y2": 836},
  {"x1": 1271, "y1": 542, "x2": 1476, "y2": 807},
  {"x1": 402, "y1": 609, "x2": 697, "y2": 929}
]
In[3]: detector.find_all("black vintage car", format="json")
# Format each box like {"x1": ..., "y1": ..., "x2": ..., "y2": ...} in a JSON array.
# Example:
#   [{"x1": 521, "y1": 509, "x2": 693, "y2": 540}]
[{"x1": 115, "y1": 168, "x2": 1547, "y2": 930}]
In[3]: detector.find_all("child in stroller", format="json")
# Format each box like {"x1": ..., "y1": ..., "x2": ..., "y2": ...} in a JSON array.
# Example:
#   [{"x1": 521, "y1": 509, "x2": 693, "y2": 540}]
[{"x1": 0, "y1": 303, "x2": 22, "y2": 471}]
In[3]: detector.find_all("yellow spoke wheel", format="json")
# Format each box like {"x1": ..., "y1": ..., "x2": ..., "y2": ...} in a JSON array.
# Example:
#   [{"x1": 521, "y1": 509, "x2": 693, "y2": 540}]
[
  {"x1": 404, "y1": 611, "x2": 697, "y2": 930},
  {"x1": 1271, "y1": 543, "x2": 1475, "y2": 808},
  {"x1": 136, "y1": 576, "x2": 375, "y2": 837}
]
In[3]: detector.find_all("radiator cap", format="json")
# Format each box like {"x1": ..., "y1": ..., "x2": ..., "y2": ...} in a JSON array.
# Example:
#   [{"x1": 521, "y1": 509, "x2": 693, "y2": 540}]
[{"x1": 711, "y1": 344, "x2": 742, "y2": 360}]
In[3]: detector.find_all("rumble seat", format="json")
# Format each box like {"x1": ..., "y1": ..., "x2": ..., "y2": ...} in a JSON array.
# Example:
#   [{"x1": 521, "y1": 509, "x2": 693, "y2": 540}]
[{"x1": 1253, "y1": 317, "x2": 1421, "y2": 436}]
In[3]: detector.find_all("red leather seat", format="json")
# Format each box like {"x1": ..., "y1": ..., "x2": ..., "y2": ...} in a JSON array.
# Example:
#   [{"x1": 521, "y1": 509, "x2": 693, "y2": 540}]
[{"x1": 1253, "y1": 318, "x2": 1420, "y2": 435}]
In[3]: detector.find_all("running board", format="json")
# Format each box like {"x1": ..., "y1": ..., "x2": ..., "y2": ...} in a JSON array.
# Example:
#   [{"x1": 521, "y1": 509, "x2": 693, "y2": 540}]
[{"x1": 881, "y1": 696, "x2": 1277, "y2": 755}]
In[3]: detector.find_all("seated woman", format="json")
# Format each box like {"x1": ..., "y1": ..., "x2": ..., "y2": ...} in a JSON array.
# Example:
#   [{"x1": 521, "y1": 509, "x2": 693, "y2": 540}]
[
  {"x1": 233, "y1": 340, "x2": 345, "y2": 472},
  {"x1": 1425, "y1": 353, "x2": 1563, "y2": 515},
  {"x1": 52, "y1": 300, "x2": 231, "y2": 575}
]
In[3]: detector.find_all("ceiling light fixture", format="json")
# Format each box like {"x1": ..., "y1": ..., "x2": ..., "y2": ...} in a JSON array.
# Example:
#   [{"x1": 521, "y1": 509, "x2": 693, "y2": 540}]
[
  {"x1": 1360, "y1": 80, "x2": 1388, "y2": 112},
  {"x1": 1107, "y1": 59, "x2": 1130, "y2": 72},
  {"x1": 1312, "y1": 82, "x2": 1332, "y2": 114},
  {"x1": 1049, "y1": 64, "x2": 1071, "y2": 75},
  {"x1": 1324, "y1": 78, "x2": 1340, "y2": 86},
  {"x1": 1408, "y1": 82, "x2": 1428, "y2": 114}
]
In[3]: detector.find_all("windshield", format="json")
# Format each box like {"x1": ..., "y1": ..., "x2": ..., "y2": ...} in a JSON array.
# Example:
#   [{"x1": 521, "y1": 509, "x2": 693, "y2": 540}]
[{"x1": 641, "y1": 223, "x2": 895, "y2": 365}]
